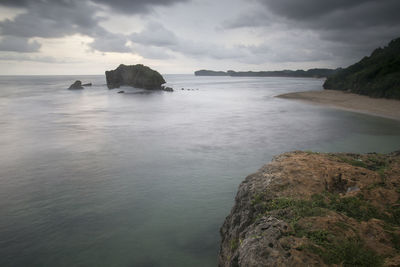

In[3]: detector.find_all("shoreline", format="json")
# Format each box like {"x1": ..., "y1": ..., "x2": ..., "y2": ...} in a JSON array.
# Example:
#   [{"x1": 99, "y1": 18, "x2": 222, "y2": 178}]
[{"x1": 276, "y1": 89, "x2": 400, "y2": 121}]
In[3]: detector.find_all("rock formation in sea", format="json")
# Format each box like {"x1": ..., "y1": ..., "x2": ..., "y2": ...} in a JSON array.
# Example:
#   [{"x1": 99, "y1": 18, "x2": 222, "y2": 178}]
[
  {"x1": 68, "y1": 80, "x2": 84, "y2": 89},
  {"x1": 105, "y1": 64, "x2": 166, "y2": 90},
  {"x1": 219, "y1": 151, "x2": 400, "y2": 267}
]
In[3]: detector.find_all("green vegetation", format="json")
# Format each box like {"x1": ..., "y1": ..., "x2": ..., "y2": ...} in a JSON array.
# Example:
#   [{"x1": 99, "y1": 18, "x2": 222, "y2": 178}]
[
  {"x1": 252, "y1": 190, "x2": 399, "y2": 226},
  {"x1": 307, "y1": 238, "x2": 383, "y2": 266},
  {"x1": 230, "y1": 239, "x2": 239, "y2": 251},
  {"x1": 194, "y1": 68, "x2": 339, "y2": 78},
  {"x1": 250, "y1": 189, "x2": 399, "y2": 266},
  {"x1": 323, "y1": 37, "x2": 400, "y2": 99}
]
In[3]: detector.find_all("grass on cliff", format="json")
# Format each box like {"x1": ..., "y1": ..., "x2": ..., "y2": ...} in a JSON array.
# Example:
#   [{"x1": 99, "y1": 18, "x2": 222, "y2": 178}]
[
  {"x1": 331, "y1": 154, "x2": 390, "y2": 183},
  {"x1": 255, "y1": 192, "x2": 389, "y2": 223},
  {"x1": 251, "y1": 191, "x2": 398, "y2": 266},
  {"x1": 306, "y1": 237, "x2": 384, "y2": 267}
]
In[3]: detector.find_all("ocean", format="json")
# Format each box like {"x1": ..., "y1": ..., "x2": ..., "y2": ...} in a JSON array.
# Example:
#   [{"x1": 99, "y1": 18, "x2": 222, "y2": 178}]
[{"x1": 0, "y1": 74, "x2": 399, "y2": 266}]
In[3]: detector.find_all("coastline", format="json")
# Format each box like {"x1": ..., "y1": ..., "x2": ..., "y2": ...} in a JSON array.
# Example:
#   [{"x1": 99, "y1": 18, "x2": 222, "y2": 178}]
[{"x1": 276, "y1": 89, "x2": 400, "y2": 121}]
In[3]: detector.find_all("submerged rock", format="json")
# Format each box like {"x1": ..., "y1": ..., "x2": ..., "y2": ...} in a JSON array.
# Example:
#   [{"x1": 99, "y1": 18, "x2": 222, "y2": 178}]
[
  {"x1": 220, "y1": 151, "x2": 400, "y2": 266},
  {"x1": 105, "y1": 64, "x2": 166, "y2": 90},
  {"x1": 117, "y1": 91, "x2": 125, "y2": 94},
  {"x1": 68, "y1": 80, "x2": 84, "y2": 89}
]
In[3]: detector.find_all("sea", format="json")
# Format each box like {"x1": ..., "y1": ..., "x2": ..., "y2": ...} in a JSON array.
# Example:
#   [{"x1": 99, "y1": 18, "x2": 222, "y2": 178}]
[{"x1": 0, "y1": 75, "x2": 399, "y2": 267}]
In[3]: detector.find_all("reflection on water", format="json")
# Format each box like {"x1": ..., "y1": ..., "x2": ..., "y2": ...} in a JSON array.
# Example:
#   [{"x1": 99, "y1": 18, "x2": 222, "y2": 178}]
[{"x1": 0, "y1": 75, "x2": 399, "y2": 266}]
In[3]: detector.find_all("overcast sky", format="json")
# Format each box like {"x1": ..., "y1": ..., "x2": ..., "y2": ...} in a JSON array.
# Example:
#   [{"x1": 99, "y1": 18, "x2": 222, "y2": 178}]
[{"x1": 0, "y1": 0, "x2": 399, "y2": 74}]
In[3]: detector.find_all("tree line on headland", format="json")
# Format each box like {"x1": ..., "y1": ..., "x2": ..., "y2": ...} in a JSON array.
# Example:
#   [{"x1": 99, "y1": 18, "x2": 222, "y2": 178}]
[
  {"x1": 194, "y1": 68, "x2": 339, "y2": 78},
  {"x1": 323, "y1": 37, "x2": 400, "y2": 99},
  {"x1": 196, "y1": 37, "x2": 400, "y2": 100}
]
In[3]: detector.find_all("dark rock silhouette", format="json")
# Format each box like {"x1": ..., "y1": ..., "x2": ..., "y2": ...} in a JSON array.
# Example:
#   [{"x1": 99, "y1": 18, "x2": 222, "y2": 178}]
[
  {"x1": 161, "y1": 86, "x2": 174, "y2": 92},
  {"x1": 68, "y1": 80, "x2": 84, "y2": 89},
  {"x1": 105, "y1": 64, "x2": 166, "y2": 90},
  {"x1": 82, "y1": 83, "x2": 92, "y2": 86}
]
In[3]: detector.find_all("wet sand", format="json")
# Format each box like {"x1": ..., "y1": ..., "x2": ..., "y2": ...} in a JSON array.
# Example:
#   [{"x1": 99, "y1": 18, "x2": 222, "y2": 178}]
[{"x1": 277, "y1": 90, "x2": 400, "y2": 121}]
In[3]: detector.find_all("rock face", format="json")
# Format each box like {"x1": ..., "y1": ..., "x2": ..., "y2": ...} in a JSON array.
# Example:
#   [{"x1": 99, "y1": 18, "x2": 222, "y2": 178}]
[
  {"x1": 105, "y1": 64, "x2": 166, "y2": 90},
  {"x1": 68, "y1": 80, "x2": 84, "y2": 89},
  {"x1": 220, "y1": 151, "x2": 400, "y2": 267}
]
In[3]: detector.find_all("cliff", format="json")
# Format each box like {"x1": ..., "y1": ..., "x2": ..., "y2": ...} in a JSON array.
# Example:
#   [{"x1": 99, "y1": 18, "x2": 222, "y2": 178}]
[
  {"x1": 194, "y1": 69, "x2": 339, "y2": 78},
  {"x1": 105, "y1": 64, "x2": 166, "y2": 90},
  {"x1": 323, "y1": 37, "x2": 400, "y2": 99},
  {"x1": 219, "y1": 151, "x2": 400, "y2": 266}
]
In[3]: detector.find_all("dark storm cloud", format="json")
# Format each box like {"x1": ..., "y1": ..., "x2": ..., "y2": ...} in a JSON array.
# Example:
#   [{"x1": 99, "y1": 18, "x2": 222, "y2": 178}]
[
  {"x1": 0, "y1": 0, "x2": 100, "y2": 38},
  {"x1": 222, "y1": 0, "x2": 400, "y2": 66},
  {"x1": 0, "y1": 36, "x2": 40, "y2": 52},
  {"x1": 0, "y1": 0, "x2": 189, "y2": 53},
  {"x1": 90, "y1": 0, "x2": 188, "y2": 14},
  {"x1": 227, "y1": 0, "x2": 400, "y2": 30},
  {"x1": 0, "y1": 0, "x2": 189, "y2": 14}
]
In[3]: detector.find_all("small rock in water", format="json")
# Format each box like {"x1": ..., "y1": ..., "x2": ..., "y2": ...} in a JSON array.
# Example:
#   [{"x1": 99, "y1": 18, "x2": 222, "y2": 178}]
[
  {"x1": 162, "y1": 86, "x2": 174, "y2": 92},
  {"x1": 117, "y1": 90, "x2": 125, "y2": 94},
  {"x1": 68, "y1": 80, "x2": 84, "y2": 89}
]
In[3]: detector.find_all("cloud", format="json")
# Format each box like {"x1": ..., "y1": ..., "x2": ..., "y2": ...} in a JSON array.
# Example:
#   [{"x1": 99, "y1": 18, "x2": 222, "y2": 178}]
[
  {"x1": 0, "y1": 53, "x2": 78, "y2": 63},
  {"x1": 0, "y1": 1, "x2": 101, "y2": 38},
  {"x1": 221, "y1": 0, "x2": 400, "y2": 66},
  {"x1": 130, "y1": 22, "x2": 178, "y2": 47},
  {"x1": 89, "y1": 27, "x2": 131, "y2": 53},
  {"x1": 0, "y1": 0, "x2": 189, "y2": 55},
  {"x1": 0, "y1": 36, "x2": 40, "y2": 52},
  {"x1": 91, "y1": 0, "x2": 189, "y2": 14}
]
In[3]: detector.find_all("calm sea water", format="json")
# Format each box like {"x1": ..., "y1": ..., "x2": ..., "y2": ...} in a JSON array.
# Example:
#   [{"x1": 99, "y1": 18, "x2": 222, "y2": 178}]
[{"x1": 0, "y1": 75, "x2": 399, "y2": 267}]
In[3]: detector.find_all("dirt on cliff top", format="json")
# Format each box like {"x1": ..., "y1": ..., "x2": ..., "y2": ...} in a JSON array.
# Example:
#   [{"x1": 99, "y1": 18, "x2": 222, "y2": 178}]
[{"x1": 219, "y1": 151, "x2": 400, "y2": 267}]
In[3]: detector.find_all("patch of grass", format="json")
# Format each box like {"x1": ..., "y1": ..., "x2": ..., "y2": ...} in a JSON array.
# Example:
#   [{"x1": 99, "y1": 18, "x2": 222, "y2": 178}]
[
  {"x1": 251, "y1": 192, "x2": 266, "y2": 206},
  {"x1": 230, "y1": 239, "x2": 238, "y2": 251},
  {"x1": 264, "y1": 197, "x2": 326, "y2": 221},
  {"x1": 335, "y1": 221, "x2": 352, "y2": 231},
  {"x1": 326, "y1": 193, "x2": 380, "y2": 221},
  {"x1": 307, "y1": 238, "x2": 384, "y2": 267},
  {"x1": 334, "y1": 155, "x2": 368, "y2": 168},
  {"x1": 389, "y1": 231, "x2": 400, "y2": 250},
  {"x1": 304, "y1": 150, "x2": 320, "y2": 155},
  {"x1": 256, "y1": 191, "x2": 399, "y2": 225}
]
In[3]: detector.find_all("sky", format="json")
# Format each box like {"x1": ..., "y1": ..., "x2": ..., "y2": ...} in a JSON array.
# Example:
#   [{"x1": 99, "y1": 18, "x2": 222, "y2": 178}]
[{"x1": 0, "y1": 0, "x2": 399, "y2": 75}]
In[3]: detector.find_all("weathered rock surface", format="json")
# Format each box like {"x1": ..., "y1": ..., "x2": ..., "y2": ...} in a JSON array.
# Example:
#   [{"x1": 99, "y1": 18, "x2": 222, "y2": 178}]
[
  {"x1": 220, "y1": 151, "x2": 400, "y2": 267},
  {"x1": 68, "y1": 80, "x2": 84, "y2": 89},
  {"x1": 105, "y1": 64, "x2": 166, "y2": 90}
]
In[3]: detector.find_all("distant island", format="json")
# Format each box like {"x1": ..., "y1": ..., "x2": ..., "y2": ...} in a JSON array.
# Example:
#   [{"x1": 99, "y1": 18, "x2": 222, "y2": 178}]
[
  {"x1": 324, "y1": 37, "x2": 400, "y2": 99},
  {"x1": 194, "y1": 68, "x2": 340, "y2": 78}
]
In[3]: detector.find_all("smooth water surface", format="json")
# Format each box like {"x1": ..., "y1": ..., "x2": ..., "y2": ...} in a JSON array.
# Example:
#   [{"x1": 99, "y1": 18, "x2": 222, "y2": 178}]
[{"x1": 0, "y1": 75, "x2": 399, "y2": 266}]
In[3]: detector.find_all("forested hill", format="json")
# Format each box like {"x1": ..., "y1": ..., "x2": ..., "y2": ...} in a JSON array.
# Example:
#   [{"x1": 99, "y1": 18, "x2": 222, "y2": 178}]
[
  {"x1": 323, "y1": 37, "x2": 400, "y2": 99},
  {"x1": 194, "y1": 68, "x2": 339, "y2": 78}
]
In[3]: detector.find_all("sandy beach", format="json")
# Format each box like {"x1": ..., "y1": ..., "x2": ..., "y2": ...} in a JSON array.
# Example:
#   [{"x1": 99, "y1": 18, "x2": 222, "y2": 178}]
[{"x1": 277, "y1": 90, "x2": 400, "y2": 121}]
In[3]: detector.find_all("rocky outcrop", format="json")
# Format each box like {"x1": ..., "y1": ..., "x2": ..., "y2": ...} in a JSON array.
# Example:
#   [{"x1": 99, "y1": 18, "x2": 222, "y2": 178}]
[
  {"x1": 105, "y1": 64, "x2": 166, "y2": 90},
  {"x1": 220, "y1": 151, "x2": 400, "y2": 267},
  {"x1": 161, "y1": 86, "x2": 174, "y2": 92},
  {"x1": 68, "y1": 80, "x2": 84, "y2": 89}
]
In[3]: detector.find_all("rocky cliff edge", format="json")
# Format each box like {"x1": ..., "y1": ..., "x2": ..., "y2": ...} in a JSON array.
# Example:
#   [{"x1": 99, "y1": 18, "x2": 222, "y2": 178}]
[{"x1": 219, "y1": 151, "x2": 400, "y2": 266}]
